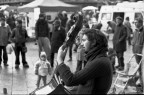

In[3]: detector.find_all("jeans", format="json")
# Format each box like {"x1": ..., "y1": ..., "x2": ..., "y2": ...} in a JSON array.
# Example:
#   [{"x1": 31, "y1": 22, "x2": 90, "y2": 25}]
[
  {"x1": 0, "y1": 46, "x2": 8, "y2": 64},
  {"x1": 14, "y1": 44, "x2": 27, "y2": 65},
  {"x1": 37, "y1": 37, "x2": 51, "y2": 61}
]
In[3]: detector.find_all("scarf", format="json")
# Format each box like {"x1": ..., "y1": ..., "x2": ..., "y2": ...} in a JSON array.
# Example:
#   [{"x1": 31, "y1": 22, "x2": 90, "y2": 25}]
[{"x1": 85, "y1": 44, "x2": 108, "y2": 62}]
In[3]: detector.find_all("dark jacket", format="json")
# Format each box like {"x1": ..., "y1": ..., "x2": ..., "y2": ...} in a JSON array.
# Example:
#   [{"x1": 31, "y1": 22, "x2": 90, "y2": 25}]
[
  {"x1": 57, "y1": 46, "x2": 113, "y2": 94},
  {"x1": 132, "y1": 26, "x2": 144, "y2": 54},
  {"x1": 51, "y1": 27, "x2": 66, "y2": 53},
  {"x1": 10, "y1": 27, "x2": 29, "y2": 46},
  {"x1": 35, "y1": 19, "x2": 50, "y2": 39},
  {"x1": 113, "y1": 24, "x2": 127, "y2": 52},
  {"x1": 0, "y1": 24, "x2": 11, "y2": 46}
]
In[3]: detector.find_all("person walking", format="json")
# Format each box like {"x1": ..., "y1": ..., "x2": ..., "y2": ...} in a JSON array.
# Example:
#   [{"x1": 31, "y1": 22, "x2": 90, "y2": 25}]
[
  {"x1": 50, "y1": 20, "x2": 66, "y2": 68},
  {"x1": 123, "y1": 17, "x2": 132, "y2": 45},
  {"x1": 56, "y1": 29, "x2": 113, "y2": 94},
  {"x1": 65, "y1": 13, "x2": 76, "y2": 61},
  {"x1": 132, "y1": 18, "x2": 144, "y2": 90},
  {"x1": 113, "y1": 16, "x2": 127, "y2": 71},
  {"x1": 35, "y1": 13, "x2": 51, "y2": 61},
  {"x1": 10, "y1": 19, "x2": 29, "y2": 69},
  {"x1": 0, "y1": 18, "x2": 11, "y2": 67}
]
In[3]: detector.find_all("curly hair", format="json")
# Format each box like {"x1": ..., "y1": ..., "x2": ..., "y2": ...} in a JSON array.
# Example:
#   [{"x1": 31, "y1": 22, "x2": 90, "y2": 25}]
[{"x1": 83, "y1": 29, "x2": 108, "y2": 48}]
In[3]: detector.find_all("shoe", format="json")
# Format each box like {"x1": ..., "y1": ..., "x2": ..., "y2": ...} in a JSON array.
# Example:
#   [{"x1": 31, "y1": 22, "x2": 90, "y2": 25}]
[
  {"x1": 23, "y1": 64, "x2": 29, "y2": 68},
  {"x1": 68, "y1": 58, "x2": 72, "y2": 61},
  {"x1": 15, "y1": 65, "x2": 19, "y2": 69},
  {"x1": 4, "y1": 63, "x2": 9, "y2": 66},
  {"x1": 115, "y1": 65, "x2": 120, "y2": 69},
  {"x1": 118, "y1": 67, "x2": 124, "y2": 71}
]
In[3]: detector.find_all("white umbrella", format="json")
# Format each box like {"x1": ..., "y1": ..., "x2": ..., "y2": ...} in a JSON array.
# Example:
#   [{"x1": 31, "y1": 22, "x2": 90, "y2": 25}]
[{"x1": 82, "y1": 6, "x2": 98, "y2": 11}]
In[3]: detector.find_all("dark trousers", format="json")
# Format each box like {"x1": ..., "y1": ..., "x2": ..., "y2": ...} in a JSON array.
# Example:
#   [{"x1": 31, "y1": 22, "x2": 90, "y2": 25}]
[
  {"x1": 14, "y1": 45, "x2": 27, "y2": 65},
  {"x1": 50, "y1": 52, "x2": 54, "y2": 67},
  {"x1": 116, "y1": 51, "x2": 124, "y2": 67},
  {"x1": 0, "y1": 46, "x2": 8, "y2": 64},
  {"x1": 68, "y1": 44, "x2": 73, "y2": 59},
  {"x1": 36, "y1": 75, "x2": 47, "y2": 88},
  {"x1": 127, "y1": 37, "x2": 131, "y2": 45}
]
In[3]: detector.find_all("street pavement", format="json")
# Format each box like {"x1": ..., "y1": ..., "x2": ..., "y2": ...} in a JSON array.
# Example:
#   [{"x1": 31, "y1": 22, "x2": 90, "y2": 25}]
[{"x1": 0, "y1": 36, "x2": 140, "y2": 94}]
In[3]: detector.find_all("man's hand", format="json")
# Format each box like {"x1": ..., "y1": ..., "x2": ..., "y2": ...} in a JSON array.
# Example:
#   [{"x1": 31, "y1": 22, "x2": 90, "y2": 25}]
[{"x1": 57, "y1": 45, "x2": 68, "y2": 65}]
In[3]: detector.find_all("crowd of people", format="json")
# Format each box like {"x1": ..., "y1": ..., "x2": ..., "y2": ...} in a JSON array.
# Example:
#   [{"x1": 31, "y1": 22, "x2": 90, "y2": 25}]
[{"x1": 0, "y1": 9, "x2": 144, "y2": 94}]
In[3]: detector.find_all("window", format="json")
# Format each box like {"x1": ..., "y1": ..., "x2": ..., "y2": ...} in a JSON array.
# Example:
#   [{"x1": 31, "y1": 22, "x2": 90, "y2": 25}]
[
  {"x1": 135, "y1": 12, "x2": 143, "y2": 20},
  {"x1": 101, "y1": 13, "x2": 112, "y2": 20}
]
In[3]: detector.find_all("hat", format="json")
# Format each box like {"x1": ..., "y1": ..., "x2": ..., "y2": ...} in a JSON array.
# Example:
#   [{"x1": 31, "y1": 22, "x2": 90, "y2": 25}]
[
  {"x1": 116, "y1": 16, "x2": 123, "y2": 21},
  {"x1": 40, "y1": 51, "x2": 47, "y2": 57}
]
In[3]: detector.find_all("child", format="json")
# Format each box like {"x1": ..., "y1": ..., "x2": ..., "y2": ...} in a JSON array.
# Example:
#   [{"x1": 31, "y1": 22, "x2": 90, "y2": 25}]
[
  {"x1": 108, "y1": 48, "x2": 116, "y2": 74},
  {"x1": 34, "y1": 51, "x2": 51, "y2": 89}
]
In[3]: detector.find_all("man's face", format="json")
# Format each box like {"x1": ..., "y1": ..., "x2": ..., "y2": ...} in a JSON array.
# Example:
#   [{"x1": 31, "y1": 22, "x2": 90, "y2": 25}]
[
  {"x1": 116, "y1": 19, "x2": 122, "y2": 25},
  {"x1": 81, "y1": 34, "x2": 91, "y2": 52},
  {"x1": 15, "y1": 21, "x2": 22, "y2": 27},
  {"x1": 134, "y1": 20, "x2": 143, "y2": 28},
  {"x1": 1, "y1": 20, "x2": 5, "y2": 26},
  {"x1": 54, "y1": 22, "x2": 60, "y2": 29}
]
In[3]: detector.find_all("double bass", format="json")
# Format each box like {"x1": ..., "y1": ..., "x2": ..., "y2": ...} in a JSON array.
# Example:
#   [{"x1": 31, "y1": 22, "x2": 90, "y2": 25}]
[{"x1": 30, "y1": 12, "x2": 83, "y2": 95}]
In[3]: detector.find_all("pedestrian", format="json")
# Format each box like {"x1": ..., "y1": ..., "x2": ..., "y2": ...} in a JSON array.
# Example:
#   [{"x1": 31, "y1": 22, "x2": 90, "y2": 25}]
[
  {"x1": 123, "y1": 17, "x2": 133, "y2": 45},
  {"x1": 65, "y1": 13, "x2": 76, "y2": 61},
  {"x1": 75, "y1": 24, "x2": 89, "y2": 72},
  {"x1": 56, "y1": 29, "x2": 113, "y2": 94},
  {"x1": 6, "y1": 14, "x2": 16, "y2": 30},
  {"x1": 58, "y1": 11, "x2": 68, "y2": 28},
  {"x1": 132, "y1": 17, "x2": 144, "y2": 89},
  {"x1": 35, "y1": 13, "x2": 51, "y2": 61},
  {"x1": 10, "y1": 19, "x2": 29, "y2": 69},
  {"x1": 0, "y1": 18, "x2": 11, "y2": 67},
  {"x1": 113, "y1": 16, "x2": 127, "y2": 71},
  {"x1": 108, "y1": 47, "x2": 116, "y2": 74},
  {"x1": 50, "y1": 20, "x2": 66, "y2": 68},
  {"x1": 34, "y1": 51, "x2": 51, "y2": 89}
]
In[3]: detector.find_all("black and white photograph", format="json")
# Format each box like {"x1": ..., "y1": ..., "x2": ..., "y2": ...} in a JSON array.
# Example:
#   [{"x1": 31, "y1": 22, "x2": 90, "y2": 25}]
[{"x1": 0, "y1": 0, "x2": 144, "y2": 94}]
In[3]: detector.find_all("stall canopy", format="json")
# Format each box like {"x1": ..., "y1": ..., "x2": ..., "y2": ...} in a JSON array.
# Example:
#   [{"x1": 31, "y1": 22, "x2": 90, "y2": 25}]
[
  {"x1": 82, "y1": 6, "x2": 98, "y2": 11},
  {"x1": 18, "y1": 0, "x2": 81, "y2": 12}
]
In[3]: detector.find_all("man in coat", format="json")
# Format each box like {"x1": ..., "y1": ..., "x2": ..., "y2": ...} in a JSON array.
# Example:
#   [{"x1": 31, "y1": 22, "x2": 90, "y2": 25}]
[
  {"x1": 35, "y1": 13, "x2": 51, "y2": 61},
  {"x1": 56, "y1": 29, "x2": 113, "y2": 94},
  {"x1": 132, "y1": 18, "x2": 144, "y2": 90},
  {"x1": 50, "y1": 20, "x2": 66, "y2": 67},
  {"x1": 113, "y1": 16, "x2": 127, "y2": 71},
  {"x1": 0, "y1": 18, "x2": 11, "y2": 67},
  {"x1": 10, "y1": 19, "x2": 29, "y2": 69}
]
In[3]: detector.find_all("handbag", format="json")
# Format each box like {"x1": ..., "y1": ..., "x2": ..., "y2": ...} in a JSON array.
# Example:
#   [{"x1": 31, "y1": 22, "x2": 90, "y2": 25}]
[
  {"x1": 6, "y1": 44, "x2": 13, "y2": 54},
  {"x1": 22, "y1": 46, "x2": 27, "y2": 53}
]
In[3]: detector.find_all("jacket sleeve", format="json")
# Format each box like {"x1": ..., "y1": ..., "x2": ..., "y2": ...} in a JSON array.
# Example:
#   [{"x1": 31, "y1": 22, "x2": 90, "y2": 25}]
[
  {"x1": 56, "y1": 57, "x2": 110, "y2": 86},
  {"x1": 119, "y1": 26, "x2": 127, "y2": 42}
]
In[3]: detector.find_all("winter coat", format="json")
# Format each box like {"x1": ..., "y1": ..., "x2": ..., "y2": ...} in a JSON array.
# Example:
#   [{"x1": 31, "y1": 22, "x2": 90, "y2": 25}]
[
  {"x1": 35, "y1": 19, "x2": 50, "y2": 39},
  {"x1": 113, "y1": 24, "x2": 127, "y2": 52},
  {"x1": 51, "y1": 27, "x2": 66, "y2": 53},
  {"x1": 10, "y1": 27, "x2": 29, "y2": 46},
  {"x1": 132, "y1": 26, "x2": 144, "y2": 54},
  {"x1": 0, "y1": 24, "x2": 11, "y2": 46}
]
